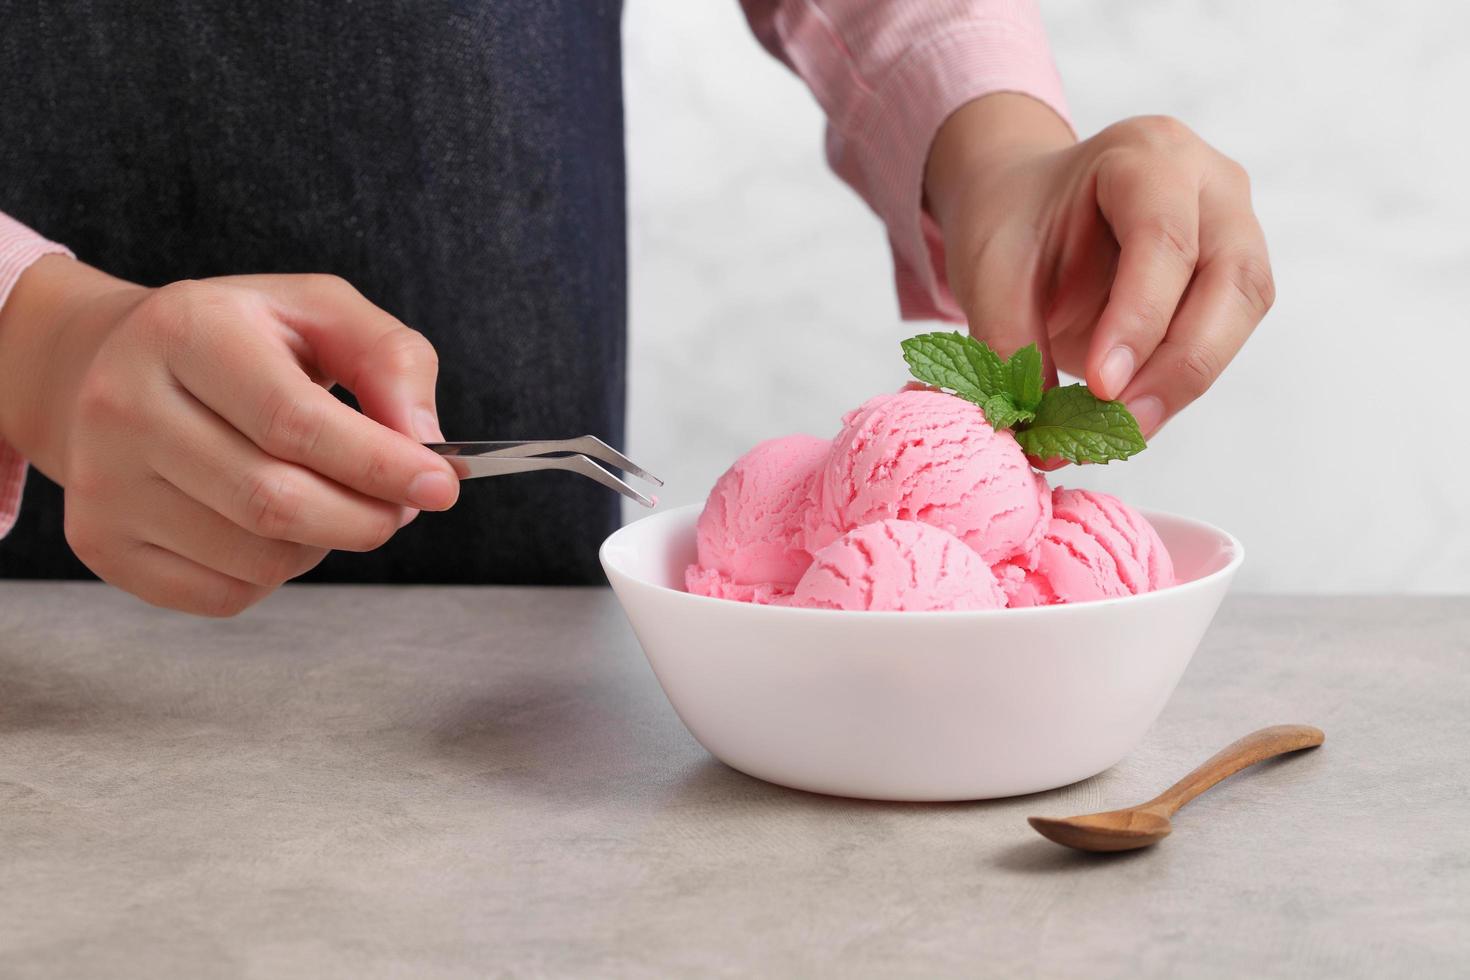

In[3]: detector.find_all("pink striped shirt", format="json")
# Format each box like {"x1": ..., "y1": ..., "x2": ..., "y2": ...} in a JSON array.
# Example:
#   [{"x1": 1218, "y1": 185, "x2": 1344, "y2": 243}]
[
  {"x1": 0, "y1": 212, "x2": 73, "y2": 538},
  {"x1": 0, "y1": 0, "x2": 1068, "y2": 541}
]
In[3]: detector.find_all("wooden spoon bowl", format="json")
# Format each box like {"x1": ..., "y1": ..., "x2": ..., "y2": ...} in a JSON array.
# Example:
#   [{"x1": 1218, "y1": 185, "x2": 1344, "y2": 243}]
[{"x1": 1029, "y1": 808, "x2": 1174, "y2": 851}]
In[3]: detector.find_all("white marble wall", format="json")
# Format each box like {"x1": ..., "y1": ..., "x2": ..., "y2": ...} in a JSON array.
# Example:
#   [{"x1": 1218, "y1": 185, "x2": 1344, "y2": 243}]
[{"x1": 623, "y1": 0, "x2": 1470, "y2": 592}]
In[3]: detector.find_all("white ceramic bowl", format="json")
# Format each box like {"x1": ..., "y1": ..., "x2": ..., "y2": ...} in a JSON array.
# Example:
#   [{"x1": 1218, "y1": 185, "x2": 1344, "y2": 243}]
[{"x1": 600, "y1": 503, "x2": 1242, "y2": 801}]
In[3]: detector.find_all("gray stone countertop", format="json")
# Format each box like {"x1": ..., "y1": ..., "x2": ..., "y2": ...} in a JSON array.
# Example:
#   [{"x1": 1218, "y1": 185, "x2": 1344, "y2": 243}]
[{"x1": 1, "y1": 584, "x2": 1466, "y2": 978}]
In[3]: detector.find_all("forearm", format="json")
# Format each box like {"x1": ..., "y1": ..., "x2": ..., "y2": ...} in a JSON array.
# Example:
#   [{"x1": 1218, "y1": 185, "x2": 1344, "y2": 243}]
[
  {"x1": 0, "y1": 255, "x2": 144, "y2": 481},
  {"x1": 740, "y1": 0, "x2": 1072, "y2": 322}
]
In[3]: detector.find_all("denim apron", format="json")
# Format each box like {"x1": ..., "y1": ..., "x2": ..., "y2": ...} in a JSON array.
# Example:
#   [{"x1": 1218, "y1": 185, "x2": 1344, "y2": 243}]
[{"x1": 0, "y1": 0, "x2": 626, "y2": 584}]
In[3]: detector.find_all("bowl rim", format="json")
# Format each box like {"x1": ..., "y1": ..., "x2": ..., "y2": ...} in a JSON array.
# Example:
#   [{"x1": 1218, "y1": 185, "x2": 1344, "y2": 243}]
[{"x1": 600, "y1": 502, "x2": 1244, "y2": 621}]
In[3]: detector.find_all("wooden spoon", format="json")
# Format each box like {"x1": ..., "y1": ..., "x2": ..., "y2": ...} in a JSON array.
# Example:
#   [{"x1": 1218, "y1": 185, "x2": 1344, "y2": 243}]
[{"x1": 1028, "y1": 724, "x2": 1325, "y2": 852}]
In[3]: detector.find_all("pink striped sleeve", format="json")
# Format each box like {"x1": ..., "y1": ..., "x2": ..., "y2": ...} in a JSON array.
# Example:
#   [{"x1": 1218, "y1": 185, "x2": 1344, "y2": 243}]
[
  {"x1": 0, "y1": 212, "x2": 74, "y2": 539},
  {"x1": 740, "y1": 0, "x2": 1072, "y2": 322}
]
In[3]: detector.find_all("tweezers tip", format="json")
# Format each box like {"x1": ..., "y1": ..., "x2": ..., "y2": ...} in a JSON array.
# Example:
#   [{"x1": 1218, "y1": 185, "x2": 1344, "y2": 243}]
[{"x1": 582, "y1": 435, "x2": 662, "y2": 487}]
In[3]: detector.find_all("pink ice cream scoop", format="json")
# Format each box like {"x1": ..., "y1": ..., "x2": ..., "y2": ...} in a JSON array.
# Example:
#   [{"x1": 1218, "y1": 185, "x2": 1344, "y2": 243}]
[
  {"x1": 684, "y1": 566, "x2": 798, "y2": 606},
  {"x1": 998, "y1": 488, "x2": 1175, "y2": 607},
  {"x1": 792, "y1": 519, "x2": 1006, "y2": 612},
  {"x1": 685, "y1": 434, "x2": 831, "y2": 602},
  {"x1": 805, "y1": 390, "x2": 1051, "y2": 566}
]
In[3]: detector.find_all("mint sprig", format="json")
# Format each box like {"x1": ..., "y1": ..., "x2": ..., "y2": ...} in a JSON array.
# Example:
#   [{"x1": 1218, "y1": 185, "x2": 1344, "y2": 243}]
[
  {"x1": 979, "y1": 393, "x2": 1034, "y2": 431},
  {"x1": 900, "y1": 332, "x2": 1146, "y2": 464}
]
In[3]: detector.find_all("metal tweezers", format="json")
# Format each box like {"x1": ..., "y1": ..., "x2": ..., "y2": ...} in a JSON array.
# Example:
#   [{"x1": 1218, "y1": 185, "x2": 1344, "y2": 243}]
[{"x1": 424, "y1": 437, "x2": 662, "y2": 508}]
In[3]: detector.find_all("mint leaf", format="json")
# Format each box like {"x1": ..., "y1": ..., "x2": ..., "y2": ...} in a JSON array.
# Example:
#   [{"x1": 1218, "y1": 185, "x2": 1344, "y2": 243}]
[
  {"x1": 1012, "y1": 385, "x2": 1147, "y2": 464},
  {"x1": 979, "y1": 393, "x2": 1035, "y2": 432},
  {"x1": 901, "y1": 332, "x2": 1006, "y2": 403},
  {"x1": 1006, "y1": 344, "x2": 1044, "y2": 412}
]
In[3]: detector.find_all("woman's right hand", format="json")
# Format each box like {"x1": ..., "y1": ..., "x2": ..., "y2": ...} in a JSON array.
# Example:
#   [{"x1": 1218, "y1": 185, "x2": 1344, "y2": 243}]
[{"x1": 0, "y1": 257, "x2": 460, "y2": 616}]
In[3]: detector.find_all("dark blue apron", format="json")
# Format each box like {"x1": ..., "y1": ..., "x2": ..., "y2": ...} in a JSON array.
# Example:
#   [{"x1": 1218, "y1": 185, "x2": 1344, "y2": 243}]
[{"x1": 0, "y1": 0, "x2": 626, "y2": 584}]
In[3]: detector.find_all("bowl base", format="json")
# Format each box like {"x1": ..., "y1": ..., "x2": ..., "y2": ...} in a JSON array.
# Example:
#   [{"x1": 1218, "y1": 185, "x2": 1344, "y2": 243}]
[{"x1": 711, "y1": 754, "x2": 1118, "y2": 803}]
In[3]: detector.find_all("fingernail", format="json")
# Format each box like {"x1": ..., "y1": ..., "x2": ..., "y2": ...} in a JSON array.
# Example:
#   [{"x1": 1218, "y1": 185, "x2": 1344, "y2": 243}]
[
  {"x1": 414, "y1": 408, "x2": 445, "y2": 443},
  {"x1": 1099, "y1": 347, "x2": 1135, "y2": 399},
  {"x1": 407, "y1": 471, "x2": 455, "y2": 510},
  {"x1": 1129, "y1": 395, "x2": 1165, "y2": 436},
  {"x1": 398, "y1": 507, "x2": 420, "y2": 529}
]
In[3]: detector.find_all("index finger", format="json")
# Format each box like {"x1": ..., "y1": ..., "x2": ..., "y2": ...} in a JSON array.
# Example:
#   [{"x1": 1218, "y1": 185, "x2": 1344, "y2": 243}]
[
  {"x1": 241, "y1": 274, "x2": 446, "y2": 442},
  {"x1": 1119, "y1": 175, "x2": 1273, "y2": 435},
  {"x1": 164, "y1": 287, "x2": 459, "y2": 512},
  {"x1": 1087, "y1": 158, "x2": 1202, "y2": 400}
]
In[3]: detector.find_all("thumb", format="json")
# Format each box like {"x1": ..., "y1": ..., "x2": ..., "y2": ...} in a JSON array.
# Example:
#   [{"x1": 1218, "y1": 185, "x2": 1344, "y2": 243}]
[
  {"x1": 951, "y1": 234, "x2": 1067, "y2": 469},
  {"x1": 952, "y1": 231, "x2": 1057, "y2": 387},
  {"x1": 254, "y1": 274, "x2": 446, "y2": 442}
]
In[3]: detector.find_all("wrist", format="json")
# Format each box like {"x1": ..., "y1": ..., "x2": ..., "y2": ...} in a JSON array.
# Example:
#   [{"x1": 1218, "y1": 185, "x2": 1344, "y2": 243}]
[
  {"x1": 924, "y1": 92, "x2": 1075, "y2": 232},
  {"x1": 0, "y1": 255, "x2": 146, "y2": 479}
]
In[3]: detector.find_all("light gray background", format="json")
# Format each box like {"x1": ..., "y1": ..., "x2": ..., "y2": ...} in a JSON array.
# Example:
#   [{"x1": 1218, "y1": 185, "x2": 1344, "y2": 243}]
[{"x1": 623, "y1": 0, "x2": 1470, "y2": 593}]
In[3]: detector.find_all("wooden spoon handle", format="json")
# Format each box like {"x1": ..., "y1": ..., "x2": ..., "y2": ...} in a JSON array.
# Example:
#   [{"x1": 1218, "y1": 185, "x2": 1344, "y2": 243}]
[{"x1": 1148, "y1": 724, "x2": 1324, "y2": 815}]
